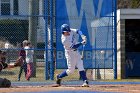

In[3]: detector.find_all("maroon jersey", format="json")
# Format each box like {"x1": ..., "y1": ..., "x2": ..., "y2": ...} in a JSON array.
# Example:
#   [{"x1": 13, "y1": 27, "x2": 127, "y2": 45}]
[{"x1": 19, "y1": 49, "x2": 26, "y2": 59}]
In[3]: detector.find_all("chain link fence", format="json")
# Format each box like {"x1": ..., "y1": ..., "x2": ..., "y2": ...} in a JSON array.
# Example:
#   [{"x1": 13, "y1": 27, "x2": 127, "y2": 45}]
[
  {"x1": 0, "y1": 0, "x2": 117, "y2": 82},
  {"x1": 0, "y1": 0, "x2": 48, "y2": 82}
]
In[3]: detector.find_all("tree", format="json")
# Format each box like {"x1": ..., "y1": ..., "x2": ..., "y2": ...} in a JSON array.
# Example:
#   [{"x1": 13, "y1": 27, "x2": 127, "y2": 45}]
[
  {"x1": 117, "y1": 0, "x2": 140, "y2": 9},
  {"x1": 131, "y1": 0, "x2": 140, "y2": 8}
]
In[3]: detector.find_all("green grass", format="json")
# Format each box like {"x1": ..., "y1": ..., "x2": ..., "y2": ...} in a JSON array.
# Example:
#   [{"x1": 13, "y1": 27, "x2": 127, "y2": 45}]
[
  {"x1": 0, "y1": 67, "x2": 80, "y2": 82},
  {"x1": 0, "y1": 67, "x2": 45, "y2": 82},
  {"x1": 1, "y1": 67, "x2": 140, "y2": 82}
]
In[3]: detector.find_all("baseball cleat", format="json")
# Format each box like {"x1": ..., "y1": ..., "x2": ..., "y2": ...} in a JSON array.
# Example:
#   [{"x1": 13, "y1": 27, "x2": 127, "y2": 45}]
[
  {"x1": 56, "y1": 74, "x2": 62, "y2": 86},
  {"x1": 18, "y1": 78, "x2": 20, "y2": 81},
  {"x1": 51, "y1": 84, "x2": 61, "y2": 87},
  {"x1": 82, "y1": 80, "x2": 89, "y2": 87}
]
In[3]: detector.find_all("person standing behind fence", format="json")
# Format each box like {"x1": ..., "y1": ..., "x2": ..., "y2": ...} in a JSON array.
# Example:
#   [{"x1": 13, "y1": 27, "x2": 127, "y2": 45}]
[
  {"x1": 17, "y1": 43, "x2": 27, "y2": 81},
  {"x1": 23, "y1": 40, "x2": 34, "y2": 81}
]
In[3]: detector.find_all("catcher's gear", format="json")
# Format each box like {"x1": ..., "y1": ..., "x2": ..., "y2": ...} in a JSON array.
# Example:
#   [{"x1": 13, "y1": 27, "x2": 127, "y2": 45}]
[
  {"x1": 0, "y1": 78, "x2": 11, "y2": 88},
  {"x1": 0, "y1": 62, "x2": 8, "y2": 71},
  {"x1": 0, "y1": 50, "x2": 8, "y2": 71},
  {"x1": 61, "y1": 24, "x2": 70, "y2": 33},
  {"x1": 2, "y1": 62, "x2": 8, "y2": 69},
  {"x1": 0, "y1": 63, "x2": 3, "y2": 71}
]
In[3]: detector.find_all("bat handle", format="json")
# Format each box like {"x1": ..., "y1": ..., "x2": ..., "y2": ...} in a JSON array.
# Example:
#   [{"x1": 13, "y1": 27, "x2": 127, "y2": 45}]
[{"x1": 81, "y1": 45, "x2": 85, "y2": 60}]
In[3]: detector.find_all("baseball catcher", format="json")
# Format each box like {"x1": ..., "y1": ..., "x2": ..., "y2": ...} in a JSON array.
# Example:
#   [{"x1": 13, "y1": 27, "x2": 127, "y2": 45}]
[
  {"x1": 0, "y1": 50, "x2": 11, "y2": 88},
  {"x1": 0, "y1": 50, "x2": 24, "y2": 88},
  {"x1": 53, "y1": 24, "x2": 89, "y2": 87},
  {"x1": 0, "y1": 51, "x2": 8, "y2": 71}
]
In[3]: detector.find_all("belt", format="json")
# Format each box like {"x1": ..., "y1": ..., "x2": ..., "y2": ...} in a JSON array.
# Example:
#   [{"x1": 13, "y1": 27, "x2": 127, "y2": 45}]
[
  {"x1": 73, "y1": 49, "x2": 77, "y2": 51},
  {"x1": 65, "y1": 49, "x2": 77, "y2": 51}
]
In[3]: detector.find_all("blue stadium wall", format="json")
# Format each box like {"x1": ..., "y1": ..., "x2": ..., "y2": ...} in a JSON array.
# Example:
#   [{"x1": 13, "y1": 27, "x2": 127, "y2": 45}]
[{"x1": 55, "y1": 0, "x2": 117, "y2": 72}]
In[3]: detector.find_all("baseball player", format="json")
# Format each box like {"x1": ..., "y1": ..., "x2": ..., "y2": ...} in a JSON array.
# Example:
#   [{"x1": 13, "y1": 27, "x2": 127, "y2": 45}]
[
  {"x1": 55, "y1": 24, "x2": 89, "y2": 87},
  {"x1": 0, "y1": 50, "x2": 8, "y2": 71},
  {"x1": 0, "y1": 50, "x2": 11, "y2": 88},
  {"x1": 0, "y1": 49, "x2": 23, "y2": 70}
]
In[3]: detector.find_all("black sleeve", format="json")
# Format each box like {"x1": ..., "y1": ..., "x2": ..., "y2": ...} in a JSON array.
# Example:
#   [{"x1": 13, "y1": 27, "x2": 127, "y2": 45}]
[{"x1": 3, "y1": 63, "x2": 8, "y2": 69}]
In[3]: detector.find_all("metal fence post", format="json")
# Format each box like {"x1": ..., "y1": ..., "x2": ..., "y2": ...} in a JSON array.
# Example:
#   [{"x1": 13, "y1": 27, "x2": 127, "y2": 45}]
[
  {"x1": 49, "y1": 0, "x2": 54, "y2": 80},
  {"x1": 44, "y1": 0, "x2": 49, "y2": 80}
]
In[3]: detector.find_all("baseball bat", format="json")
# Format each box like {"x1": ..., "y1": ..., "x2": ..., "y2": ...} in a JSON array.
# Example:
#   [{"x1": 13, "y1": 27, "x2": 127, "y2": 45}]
[{"x1": 81, "y1": 45, "x2": 85, "y2": 60}]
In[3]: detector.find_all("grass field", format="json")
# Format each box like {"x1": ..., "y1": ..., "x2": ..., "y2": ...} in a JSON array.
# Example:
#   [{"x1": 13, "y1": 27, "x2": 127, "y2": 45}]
[
  {"x1": 0, "y1": 67, "x2": 44, "y2": 82},
  {"x1": 1, "y1": 67, "x2": 140, "y2": 82},
  {"x1": 0, "y1": 67, "x2": 82, "y2": 82}
]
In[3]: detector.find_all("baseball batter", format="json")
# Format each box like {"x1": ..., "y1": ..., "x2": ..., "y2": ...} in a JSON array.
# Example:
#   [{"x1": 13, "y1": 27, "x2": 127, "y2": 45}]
[{"x1": 55, "y1": 24, "x2": 89, "y2": 87}]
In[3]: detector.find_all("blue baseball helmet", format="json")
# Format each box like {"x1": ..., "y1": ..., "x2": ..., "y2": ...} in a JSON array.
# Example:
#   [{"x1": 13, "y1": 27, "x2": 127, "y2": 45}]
[{"x1": 61, "y1": 24, "x2": 70, "y2": 33}]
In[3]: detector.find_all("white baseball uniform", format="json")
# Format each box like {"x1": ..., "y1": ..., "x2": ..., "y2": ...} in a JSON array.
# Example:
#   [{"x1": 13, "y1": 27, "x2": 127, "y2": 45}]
[{"x1": 61, "y1": 28, "x2": 84, "y2": 75}]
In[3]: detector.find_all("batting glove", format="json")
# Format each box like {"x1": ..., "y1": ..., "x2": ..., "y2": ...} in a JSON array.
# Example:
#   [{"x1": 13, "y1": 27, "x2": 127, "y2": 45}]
[
  {"x1": 81, "y1": 35, "x2": 87, "y2": 41},
  {"x1": 81, "y1": 40, "x2": 87, "y2": 45}
]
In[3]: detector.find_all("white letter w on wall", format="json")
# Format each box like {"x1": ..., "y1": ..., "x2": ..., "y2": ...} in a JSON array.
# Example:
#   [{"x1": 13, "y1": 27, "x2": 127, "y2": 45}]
[{"x1": 65, "y1": 0, "x2": 103, "y2": 47}]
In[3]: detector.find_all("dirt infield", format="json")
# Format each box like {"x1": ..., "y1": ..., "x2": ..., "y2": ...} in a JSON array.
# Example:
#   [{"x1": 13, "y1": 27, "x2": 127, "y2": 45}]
[{"x1": 1, "y1": 84, "x2": 140, "y2": 93}]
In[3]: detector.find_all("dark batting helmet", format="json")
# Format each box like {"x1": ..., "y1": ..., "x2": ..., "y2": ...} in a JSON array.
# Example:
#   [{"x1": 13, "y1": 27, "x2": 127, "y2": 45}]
[{"x1": 61, "y1": 24, "x2": 70, "y2": 33}]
